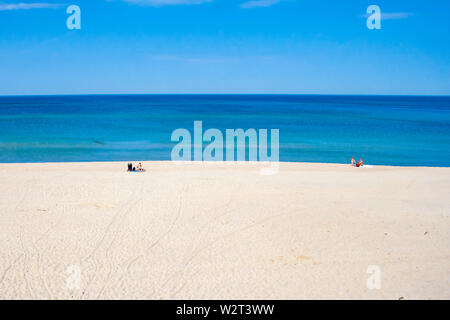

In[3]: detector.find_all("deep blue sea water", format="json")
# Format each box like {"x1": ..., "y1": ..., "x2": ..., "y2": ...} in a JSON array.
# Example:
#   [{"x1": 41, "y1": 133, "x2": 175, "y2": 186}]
[{"x1": 1, "y1": 95, "x2": 449, "y2": 166}]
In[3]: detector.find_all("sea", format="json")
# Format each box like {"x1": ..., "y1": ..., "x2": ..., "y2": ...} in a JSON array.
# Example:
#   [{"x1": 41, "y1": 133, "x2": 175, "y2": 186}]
[{"x1": 0, "y1": 95, "x2": 449, "y2": 166}]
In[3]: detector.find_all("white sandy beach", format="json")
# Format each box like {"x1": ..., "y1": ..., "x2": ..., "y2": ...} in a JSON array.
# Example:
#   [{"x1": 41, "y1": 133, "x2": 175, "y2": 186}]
[{"x1": 0, "y1": 161, "x2": 449, "y2": 300}]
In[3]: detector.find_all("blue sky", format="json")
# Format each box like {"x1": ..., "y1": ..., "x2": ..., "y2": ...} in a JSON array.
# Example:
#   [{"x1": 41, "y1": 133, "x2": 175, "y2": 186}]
[{"x1": 0, "y1": 0, "x2": 449, "y2": 95}]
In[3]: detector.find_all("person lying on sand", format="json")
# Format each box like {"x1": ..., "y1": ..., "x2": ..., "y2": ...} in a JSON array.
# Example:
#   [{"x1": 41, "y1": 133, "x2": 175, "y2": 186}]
[{"x1": 127, "y1": 162, "x2": 145, "y2": 172}]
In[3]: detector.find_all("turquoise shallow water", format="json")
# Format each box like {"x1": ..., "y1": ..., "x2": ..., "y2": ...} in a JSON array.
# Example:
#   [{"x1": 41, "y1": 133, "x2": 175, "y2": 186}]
[{"x1": 0, "y1": 95, "x2": 449, "y2": 166}]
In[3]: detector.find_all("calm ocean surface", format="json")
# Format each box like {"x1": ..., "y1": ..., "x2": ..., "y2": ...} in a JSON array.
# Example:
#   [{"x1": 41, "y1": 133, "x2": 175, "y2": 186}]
[{"x1": 0, "y1": 95, "x2": 449, "y2": 166}]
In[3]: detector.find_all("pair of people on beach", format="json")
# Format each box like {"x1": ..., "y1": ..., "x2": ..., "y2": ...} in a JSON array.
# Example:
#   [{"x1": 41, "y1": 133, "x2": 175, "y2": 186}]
[
  {"x1": 351, "y1": 157, "x2": 363, "y2": 167},
  {"x1": 127, "y1": 162, "x2": 144, "y2": 172}
]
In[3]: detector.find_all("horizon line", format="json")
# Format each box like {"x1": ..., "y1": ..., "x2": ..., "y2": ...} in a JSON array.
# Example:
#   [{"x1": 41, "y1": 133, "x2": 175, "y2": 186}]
[{"x1": 1, "y1": 93, "x2": 450, "y2": 98}]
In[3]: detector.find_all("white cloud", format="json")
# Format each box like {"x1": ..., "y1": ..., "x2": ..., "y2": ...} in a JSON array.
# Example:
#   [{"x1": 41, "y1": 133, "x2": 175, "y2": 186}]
[
  {"x1": 148, "y1": 54, "x2": 237, "y2": 64},
  {"x1": 240, "y1": 0, "x2": 279, "y2": 9},
  {"x1": 381, "y1": 12, "x2": 413, "y2": 20},
  {"x1": 362, "y1": 12, "x2": 413, "y2": 20},
  {"x1": 121, "y1": 0, "x2": 211, "y2": 6},
  {"x1": 0, "y1": 2, "x2": 63, "y2": 11}
]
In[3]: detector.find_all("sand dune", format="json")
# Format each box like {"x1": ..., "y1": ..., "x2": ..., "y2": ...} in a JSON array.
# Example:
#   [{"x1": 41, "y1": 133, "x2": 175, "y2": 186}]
[{"x1": 0, "y1": 161, "x2": 449, "y2": 299}]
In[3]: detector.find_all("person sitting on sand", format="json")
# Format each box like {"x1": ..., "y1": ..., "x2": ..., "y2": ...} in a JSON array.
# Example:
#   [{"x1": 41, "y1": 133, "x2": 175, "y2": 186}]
[
  {"x1": 356, "y1": 159, "x2": 363, "y2": 167},
  {"x1": 351, "y1": 157, "x2": 356, "y2": 166},
  {"x1": 137, "y1": 162, "x2": 143, "y2": 171}
]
